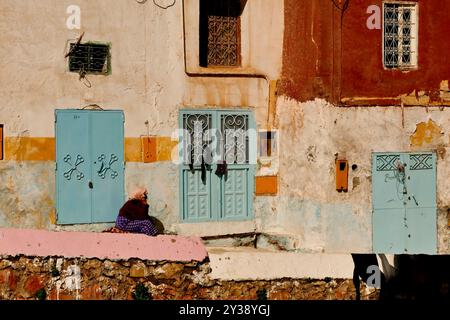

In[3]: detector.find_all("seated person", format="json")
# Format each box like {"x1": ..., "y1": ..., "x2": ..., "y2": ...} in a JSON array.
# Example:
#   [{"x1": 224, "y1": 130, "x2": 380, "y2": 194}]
[{"x1": 115, "y1": 187, "x2": 158, "y2": 236}]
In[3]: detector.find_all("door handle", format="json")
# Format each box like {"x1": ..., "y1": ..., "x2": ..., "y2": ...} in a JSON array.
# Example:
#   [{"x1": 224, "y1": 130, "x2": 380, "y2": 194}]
[{"x1": 88, "y1": 181, "x2": 93, "y2": 189}]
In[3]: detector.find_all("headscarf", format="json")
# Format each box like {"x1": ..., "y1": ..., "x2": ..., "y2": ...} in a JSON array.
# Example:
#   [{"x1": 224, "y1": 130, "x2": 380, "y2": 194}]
[
  {"x1": 119, "y1": 186, "x2": 150, "y2": 220},
  {"x1": 129, "y1": 187, "x2": 148, "y2": 200}
]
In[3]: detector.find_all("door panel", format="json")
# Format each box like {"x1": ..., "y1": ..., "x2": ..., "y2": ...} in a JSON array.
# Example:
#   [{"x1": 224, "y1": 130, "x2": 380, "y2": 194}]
[
  {"x1": 405, "y1": 207, "x2": 437, "y2": 254},
  {"x1": 91, "y1": 111, "x2": 125, "y2": 223},
  {"x1": 404, "y1": 153, "x2": 436, "y2": 209},
  {"x1": 180, "y1": 110, "x2": 254, "y2": 222},
  {"x1": 373, "y1": 208, "x2": 407, "y2": 254},
  {"x1": 372, "y1": 153, "x2": 406, "y2": 210},
  {"x1": 372, "y1": 152, "x2": 437, "y2": 254},
  {"x1": 183, "y1": 169, "x2": 212, "y2": 221},
  {"x1": 56, "y1": 110, "x2": 124, "y2": 224},
  {"x1": 221, "y1": 168, "x2": 249, "y2": 220},
  {"x1": 56, "y1": 111, "x2": 91, "y2": 224}
]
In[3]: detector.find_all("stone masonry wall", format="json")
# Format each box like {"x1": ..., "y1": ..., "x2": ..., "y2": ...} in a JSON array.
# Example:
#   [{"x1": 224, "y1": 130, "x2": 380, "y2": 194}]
[{"x1": 0, "y1": 255, "x2": 378, "y2": 300}]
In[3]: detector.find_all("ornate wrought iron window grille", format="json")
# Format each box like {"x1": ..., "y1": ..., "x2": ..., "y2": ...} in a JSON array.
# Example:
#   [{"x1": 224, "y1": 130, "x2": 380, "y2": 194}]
[
  {"x1": 221, "y1": 114, "x2": 249, "y2": 164},
  {"x1": 200, "y1": 0, "x2": 242, "y2": 67},
  {"x1": 182, "y1": 114, "x2": 213, "y2": 166},
  {"x1": 383, "y1": 3, "x2": 418, "y2": 69},
  {"x1": 68, "y1": 43, "x2": 110, "y2": 74}
]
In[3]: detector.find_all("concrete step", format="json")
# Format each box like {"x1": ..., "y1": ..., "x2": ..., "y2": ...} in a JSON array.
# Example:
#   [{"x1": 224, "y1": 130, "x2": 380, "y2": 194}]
[{"x1": 206, "y1": 246, "x2": 355, "y2": 280}]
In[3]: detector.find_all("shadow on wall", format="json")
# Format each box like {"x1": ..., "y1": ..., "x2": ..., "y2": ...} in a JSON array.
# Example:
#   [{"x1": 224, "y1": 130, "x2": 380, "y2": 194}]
[
  {"x1": 352, "y1": 254, "x2": 450, "y2": 300},
  {"x1": 150, "y1": 216, "x2": 165, "y2": 235}
]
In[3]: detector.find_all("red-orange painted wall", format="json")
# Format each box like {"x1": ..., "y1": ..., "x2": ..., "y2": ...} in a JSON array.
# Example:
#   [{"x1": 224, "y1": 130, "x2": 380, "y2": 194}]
[{"x1": 281, "y1": 0, "x2": 450, "y2": 106}]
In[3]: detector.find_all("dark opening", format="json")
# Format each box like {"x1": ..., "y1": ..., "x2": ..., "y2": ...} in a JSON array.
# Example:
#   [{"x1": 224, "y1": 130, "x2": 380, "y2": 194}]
[
  {"x1": 199, "y1": 0, "x2": 244, "y2": 67},
  {"x1": 352, "y1": 164, "x2": 358, "y2": 171},
  {"x1": 0, "y1": 124, "x2": 3, "y2": 160},
  {"x1": 260, "y1": 131, "x2": 276, "y2": 157},
  {"x1": 339, "y1": 162, "x2": 347, "y2": 171},
  {"x1": 68, "y1": 43, "x2": 110, "y2": 74}
]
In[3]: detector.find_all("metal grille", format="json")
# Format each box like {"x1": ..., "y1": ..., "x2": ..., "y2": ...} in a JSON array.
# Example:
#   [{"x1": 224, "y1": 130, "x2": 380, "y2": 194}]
[
  {"x1": 182, "y1": 114, "x2": 213, "y2": 166},
  {"x1": 384, "y1": 3, "x2": 417, "y2": 69},
  {"x1": 221, "y1": 114, "x2": 248, "y2": 164},
  {"x1": 68, "y1": 43, "x2": 110, "y2": 74},
  {"x1": 205, "y1": 0, "x2": 241, "y2": 67},
  {"x1": 207, "y1": 16, "x2": 239, "y2": 66}
]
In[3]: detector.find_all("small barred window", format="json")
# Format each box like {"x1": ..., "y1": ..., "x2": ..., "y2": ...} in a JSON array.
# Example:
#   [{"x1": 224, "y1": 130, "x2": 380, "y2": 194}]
[
  {"x1": 68, "y1": 43, "x2": 110, "y2": 74},
  {"x1": 200, "y1": 0, "x2": 242, "y2": 67},
  {"x1": 383, "y1": 2, "x2": 418, "y2": 69}
]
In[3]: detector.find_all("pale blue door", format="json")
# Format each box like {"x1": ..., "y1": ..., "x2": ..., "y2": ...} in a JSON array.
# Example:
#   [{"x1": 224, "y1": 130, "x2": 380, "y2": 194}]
[
  {"x1": 56, "y1": 110, "x2": 124, "y2": 224},
  {"x1": 372, "y1": 152, "x2": 437, "y2": 254},
  {"x1": 91, "y1": 111, "x2": 125, "y2": 223},
  {"x1": 219, "y1": 112, "x2": 254, "y2": 220},
  {"x1": 404, "y1": 153, "x2": 437, "y2": 253},
  {"x1": 180, "y1": 111, "x2": 215, "y2": 222},
  {"x1": 56, "y1": 111, "x2": 91, "y2": 224},
  {"x1": 180, "y1": 110, "x2": 255, "y2": 222}
]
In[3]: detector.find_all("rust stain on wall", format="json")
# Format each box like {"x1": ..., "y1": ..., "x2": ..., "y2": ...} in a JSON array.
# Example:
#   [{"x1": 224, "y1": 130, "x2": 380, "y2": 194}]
[
  {"x1": 410, "y1": 119, "x2": 444, "y2": 149},
  {"x1": 48, "y1": 208, "x2": 56, "y2": 225},
  {"x1": 440, "y1": 80, "x2": 450, "y2": 101}
]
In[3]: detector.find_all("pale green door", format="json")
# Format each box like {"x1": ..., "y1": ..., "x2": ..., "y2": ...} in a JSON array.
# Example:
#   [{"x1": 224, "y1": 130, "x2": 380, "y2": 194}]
[
  {"x1": 180, "y1": 110, "x2": 255, "y2": 222},
  {"x1": 372, "y1": 152, "x2": 437, "y2": 254}
]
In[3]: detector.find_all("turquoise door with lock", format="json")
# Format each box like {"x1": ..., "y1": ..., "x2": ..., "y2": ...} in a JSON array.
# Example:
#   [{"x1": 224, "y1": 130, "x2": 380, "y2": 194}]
[
  {"x1": 372, "y1": 152, "x2": 437, "y2": 254},
  {"x1": 56, "y1": 110, "x2": 124, "y2": 224},
  {"x1": 179, "y1": 110, "x2": 255, "y2": 222}
]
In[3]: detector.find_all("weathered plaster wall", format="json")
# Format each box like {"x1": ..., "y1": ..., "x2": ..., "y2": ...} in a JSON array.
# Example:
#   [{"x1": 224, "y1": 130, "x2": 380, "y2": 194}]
[
  {"x1": 263, "y1": 96, "x2": 449, "y2": 254},
  {"x1": 281, "y1": 0, "x2": 450, "y2": 106},
  {"x1": 341, "y1": 0, "x2": 450, "y2": 104},
  {"x1": 0, "y1": 0, "x2": 282, "y2": 138},
  {"x1": 0, "y1": 0, "x2": 283, "y2": 231}
]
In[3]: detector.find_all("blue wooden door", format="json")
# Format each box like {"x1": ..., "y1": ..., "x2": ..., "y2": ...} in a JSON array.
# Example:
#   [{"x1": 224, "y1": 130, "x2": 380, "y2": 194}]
[
  {"x1": 91, "y1": 111, "x2": 125, "y2": 223},
  {"x1": 56, "y1": 110, "x2": 124, "y2": 224},
  {"x1": 180, "y1": 110, "x2": 254, "y2": 222},
  {"x1": 404, "y1": 153, "x2": 437, "y2": 253},
  {"x1": 56, "y1": 111, "x2": 92, "y2": 224},
  {"x1": 219, "y1": 112, "x2": 254, "y2": 220},
  {"x1": 180, "y1": 111, "x2": 215, "y2": 222},
  {"x1": 372, "y1": 152, "x2": 437, "y2": 254}
]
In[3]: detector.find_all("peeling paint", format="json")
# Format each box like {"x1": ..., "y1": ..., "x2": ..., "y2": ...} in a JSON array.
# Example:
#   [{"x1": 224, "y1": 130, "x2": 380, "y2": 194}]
[
  {"x1": 410, "y1": 119, "x2": 444, "y2": 149},
  {"x1": 440, "y1": 80, "x2": 450, "y2": 101}
]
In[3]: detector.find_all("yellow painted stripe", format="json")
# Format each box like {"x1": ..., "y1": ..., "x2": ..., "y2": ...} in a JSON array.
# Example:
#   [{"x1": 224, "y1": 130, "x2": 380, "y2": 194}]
[
  {"x1": 4, "y1": 137, "x2": 55, "y2": 161},
  {"x1": 124, "y1": 137, "x2": 142, "y2": 162},
  {"x1": 3, "y1": 136, "x2": 177, "y2": 162},
  {"x1": 157, "y1": 136, "x2": 178, "y2": 162}
]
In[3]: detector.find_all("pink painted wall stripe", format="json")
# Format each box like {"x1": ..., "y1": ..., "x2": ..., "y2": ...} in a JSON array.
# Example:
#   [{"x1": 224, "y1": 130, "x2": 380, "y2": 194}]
[{"x1": 0, "y1": 228, "x2": 208, "y2": 262}]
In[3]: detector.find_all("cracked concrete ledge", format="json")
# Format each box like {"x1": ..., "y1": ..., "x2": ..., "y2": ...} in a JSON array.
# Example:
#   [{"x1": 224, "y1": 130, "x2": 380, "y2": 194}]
[
  {"x1": 173, "y1": 221, "x2": 256, "y2": 237},
  {"x1": 206, "y1": 246, "x2": 355, "y2": 281}
]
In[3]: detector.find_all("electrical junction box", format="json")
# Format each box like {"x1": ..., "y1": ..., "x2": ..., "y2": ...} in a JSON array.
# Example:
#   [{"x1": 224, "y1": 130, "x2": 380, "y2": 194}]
[{"x1": 336, "y1": 159, "x2": 348, "y2": 192}]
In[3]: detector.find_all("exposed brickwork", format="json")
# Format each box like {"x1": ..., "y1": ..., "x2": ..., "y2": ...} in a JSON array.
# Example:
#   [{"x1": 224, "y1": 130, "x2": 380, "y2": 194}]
[{"x1": 0, "y1": 255, "x2": 377, "y2": 300}]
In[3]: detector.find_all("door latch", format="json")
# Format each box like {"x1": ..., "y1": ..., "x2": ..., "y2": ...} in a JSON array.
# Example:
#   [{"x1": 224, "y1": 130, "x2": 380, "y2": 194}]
[{"x1": 88, "y1": 181, "x2": 93, "y2": 189}]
